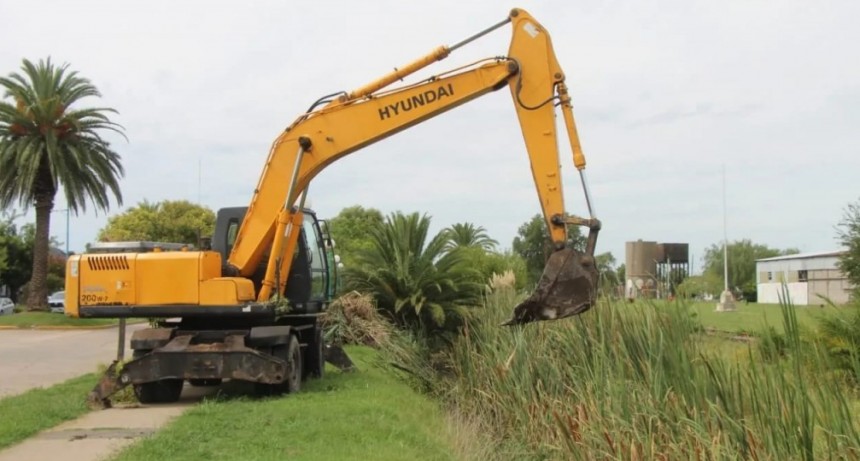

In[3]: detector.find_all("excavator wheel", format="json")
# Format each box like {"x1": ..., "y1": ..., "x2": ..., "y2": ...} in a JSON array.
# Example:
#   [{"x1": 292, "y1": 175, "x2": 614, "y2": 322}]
[
  {"x1": 303, "y1": 327, "x2": 325, "y2": 380},
  {"x1": 255, "y1": 335, "x2": 302, "y2": 396},
  {"x1": 503, "y1": 247, "x2": 599, "y2": 325},
  {"x1": 284, "y1": 335, "x2": 303, "y2": 393}
]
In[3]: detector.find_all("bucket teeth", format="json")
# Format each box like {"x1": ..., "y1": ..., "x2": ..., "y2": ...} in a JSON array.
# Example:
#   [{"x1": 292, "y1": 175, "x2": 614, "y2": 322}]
[{"x1": 502, "y1": 248, "x2": 598, "y2": 326}]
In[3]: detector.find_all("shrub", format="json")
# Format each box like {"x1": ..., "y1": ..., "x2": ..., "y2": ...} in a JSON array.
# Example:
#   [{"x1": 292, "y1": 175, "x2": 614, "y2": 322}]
[{"x1": 813, "y1": 301, "x2": 860, "y2": 382}]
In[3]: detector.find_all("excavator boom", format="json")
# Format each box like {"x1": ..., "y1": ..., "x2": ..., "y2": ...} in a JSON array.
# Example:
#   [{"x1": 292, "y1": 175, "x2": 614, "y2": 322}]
[{"x1": 226, "y1": 8, "x2": 601, "y2": 324}]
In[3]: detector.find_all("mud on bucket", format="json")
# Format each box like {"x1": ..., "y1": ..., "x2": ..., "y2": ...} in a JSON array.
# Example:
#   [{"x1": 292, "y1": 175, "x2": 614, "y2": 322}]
[{"x1": 502, "y1": 247, "x2": 599, "y2": 325}]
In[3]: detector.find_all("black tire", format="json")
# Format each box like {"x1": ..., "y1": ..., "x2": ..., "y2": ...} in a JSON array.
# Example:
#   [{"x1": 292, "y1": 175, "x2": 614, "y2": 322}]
[
  {"x1": 285, "y1": 335, "x2": 302, "y2": 393},
  {"x1": 303, "y1": 327, "x2": 325, "y2": 380},
  {"x1": 188, "y1": 379, "x2": 222, "y2": 387},
  {"x1": 254, "y1": 335, "x2": 302, "y2": 396},
  {"x1": 133, "y1": 379, "x2": 183, "y2": 404}
]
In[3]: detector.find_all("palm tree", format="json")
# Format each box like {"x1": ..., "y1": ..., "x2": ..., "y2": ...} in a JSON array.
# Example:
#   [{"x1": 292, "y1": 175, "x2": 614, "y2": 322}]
[
  {"x1": 0, "y1": 58, "x2": 125, "y2": 310},
  {"x1": 444, "y1": 222, "x2": 498, "y2": 251},
  {"x1": 345, "y1": 212, "x2": 482, "y2": 333}
]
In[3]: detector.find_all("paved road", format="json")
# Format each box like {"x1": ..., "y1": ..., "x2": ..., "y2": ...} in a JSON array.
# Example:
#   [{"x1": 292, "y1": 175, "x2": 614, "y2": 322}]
[
  {"x1": 0, "y1": 324, "x2": 218, "y2": 461},
  {"x1": 0, "y1": 324, "x2": 146, "y2": 398}
]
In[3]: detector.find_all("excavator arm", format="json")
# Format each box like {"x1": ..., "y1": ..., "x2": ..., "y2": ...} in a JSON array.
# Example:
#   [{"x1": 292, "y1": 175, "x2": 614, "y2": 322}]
[{"x1": 228, "y1": 8, "x2": 601, "y2": 324}]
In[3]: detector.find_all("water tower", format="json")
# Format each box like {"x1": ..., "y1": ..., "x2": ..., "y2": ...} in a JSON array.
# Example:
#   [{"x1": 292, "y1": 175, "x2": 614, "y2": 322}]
[{"x1": 625, "y1": 240, "x2": 689, "y2": 299}]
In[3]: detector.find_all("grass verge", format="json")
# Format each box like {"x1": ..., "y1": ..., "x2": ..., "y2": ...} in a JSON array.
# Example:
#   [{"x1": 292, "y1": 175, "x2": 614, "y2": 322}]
[
  {"x1": 685, "y1": 300, "x2": 840, "y2": 334},
  {"x1": 0, "y1": 374, "x2": 98, "y2": 450},
  {"x1": 113, "y1": 346, "x2": 463, "y2": 461},
  {"x1": 0, "y1": 312, "x2": 138, "y2": 328}
]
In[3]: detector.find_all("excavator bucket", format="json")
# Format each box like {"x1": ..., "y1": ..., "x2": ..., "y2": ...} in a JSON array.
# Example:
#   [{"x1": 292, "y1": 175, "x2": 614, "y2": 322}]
[{"x1": 503, "y1": 247, "x2": 599, "y2": 325}]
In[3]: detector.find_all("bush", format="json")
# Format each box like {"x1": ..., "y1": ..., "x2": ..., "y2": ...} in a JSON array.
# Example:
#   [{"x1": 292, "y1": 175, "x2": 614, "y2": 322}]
[
  {"x1": 756, "y1": 326, "x2": 787, "y2": 362},
  {"x1": 813, "y1": 301, "x2": 860, "y2": 382}
]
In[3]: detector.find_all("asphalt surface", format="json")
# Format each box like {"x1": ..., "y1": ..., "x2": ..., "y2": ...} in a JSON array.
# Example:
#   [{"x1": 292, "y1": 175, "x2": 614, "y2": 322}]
[
  {"x1": 0, "y1": 324, "x2": 216, "y2": 461},
  {"x1": 0, "y1": 324, "x2": 146, "y2": 398}
]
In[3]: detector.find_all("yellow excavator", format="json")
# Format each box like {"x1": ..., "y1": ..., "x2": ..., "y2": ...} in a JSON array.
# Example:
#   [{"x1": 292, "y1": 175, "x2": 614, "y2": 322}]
[{"x1": 67, "y1": 7, "x2": 601, "y2": 405}]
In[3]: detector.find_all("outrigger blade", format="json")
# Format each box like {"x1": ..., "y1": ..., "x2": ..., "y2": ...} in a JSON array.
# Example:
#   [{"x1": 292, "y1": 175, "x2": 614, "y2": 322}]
[{"x1": 503, "y1": 247, "x2": 599, "y2": 325}]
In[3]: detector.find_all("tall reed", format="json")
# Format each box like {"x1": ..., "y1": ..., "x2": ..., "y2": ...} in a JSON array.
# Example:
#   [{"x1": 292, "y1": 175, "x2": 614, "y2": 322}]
[{"x1": 439, "y1": 290, "x2": 860, "y2": 460}]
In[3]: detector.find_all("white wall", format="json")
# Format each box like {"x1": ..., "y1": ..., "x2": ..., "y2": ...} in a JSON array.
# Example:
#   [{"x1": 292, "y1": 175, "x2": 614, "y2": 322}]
[{"x1": 757, "y1": 282, "x2": 808, "y2": 305}]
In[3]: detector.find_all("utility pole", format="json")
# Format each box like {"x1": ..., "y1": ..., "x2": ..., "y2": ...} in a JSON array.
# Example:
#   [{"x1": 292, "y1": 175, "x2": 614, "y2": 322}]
[
  {"x1": 723, "y1": 164, "x2": 728, "y2": 293},
  {"x1": 716, "y1": 164, "x2": 736, "y2": 311}
]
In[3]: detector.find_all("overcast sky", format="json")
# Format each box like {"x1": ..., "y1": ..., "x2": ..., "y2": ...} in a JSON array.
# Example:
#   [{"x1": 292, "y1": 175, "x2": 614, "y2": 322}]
[{"x1": 2, "y1": 0, "x2": 857, "y2": 272}]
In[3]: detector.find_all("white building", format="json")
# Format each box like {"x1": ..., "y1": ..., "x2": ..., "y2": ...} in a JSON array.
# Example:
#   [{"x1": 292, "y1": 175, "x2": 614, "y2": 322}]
[{"x1": 756, "y1": 251, "x2": 851, "y2": 305}]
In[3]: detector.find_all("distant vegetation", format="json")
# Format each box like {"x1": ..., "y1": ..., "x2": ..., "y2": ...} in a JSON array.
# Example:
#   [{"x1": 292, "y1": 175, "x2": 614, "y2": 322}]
[
  {"x1": 679, "y1": 240, "x2": 799, "y2": 301},
  {"x1": 97, "y1": 200, "x2": 215, "y2": 245},
  {"x1": 837, "y1": 197, "x2": 860, "y2": 298},
  {"x1": 0, "y1": 211, "x2": 65, "y2": 302}
]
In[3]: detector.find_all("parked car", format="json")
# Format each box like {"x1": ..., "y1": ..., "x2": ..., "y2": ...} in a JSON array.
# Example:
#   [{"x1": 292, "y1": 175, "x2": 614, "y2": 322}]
[
  {"x1": 47, "y1": 291, "x2": 65, "y2": 314},
  {"x1": 0, "y1": 297, "x2": 14, "y2": 315}
]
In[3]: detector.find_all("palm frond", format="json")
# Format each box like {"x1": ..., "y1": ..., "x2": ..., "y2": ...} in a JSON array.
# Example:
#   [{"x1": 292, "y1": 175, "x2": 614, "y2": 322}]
[
  {"x1": 0, "y1": 57, "x2": 125, "y2": 213},
  {"x1": 345, "y1": 211, "x2": 483, "y2": 333}
]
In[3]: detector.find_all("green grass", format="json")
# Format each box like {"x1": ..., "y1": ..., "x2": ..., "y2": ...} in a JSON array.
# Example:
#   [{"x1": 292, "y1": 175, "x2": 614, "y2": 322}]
[
  {"x1": 0, "y1": 312, "x2": 134, "y2": 328},
  {"x1": 685, "y1": 301, "x2": 840, "y2": 334},
  {"x1": 113, "y1": 347, "x2": 461, "y2": 461},
  {"x1": 0, "y1": 374, "x2": 98, "y2": 450}
]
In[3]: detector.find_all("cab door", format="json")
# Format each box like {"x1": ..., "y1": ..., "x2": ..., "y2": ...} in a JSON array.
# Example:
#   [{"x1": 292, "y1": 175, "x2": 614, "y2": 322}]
[{"x1": 302, "y1": 213, "x2": 330, "y2": 304}]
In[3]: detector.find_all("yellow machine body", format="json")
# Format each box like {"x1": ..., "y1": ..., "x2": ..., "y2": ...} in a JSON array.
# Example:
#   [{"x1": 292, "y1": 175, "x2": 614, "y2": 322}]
[{"x1": 65, "y1": 251, "x2": 255, "y2": 317}]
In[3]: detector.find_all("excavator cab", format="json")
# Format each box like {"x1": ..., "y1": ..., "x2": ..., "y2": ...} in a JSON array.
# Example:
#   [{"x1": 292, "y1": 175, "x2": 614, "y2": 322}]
[{"x1": 212, "y1": 207, "x2": 333, "y2": 314}]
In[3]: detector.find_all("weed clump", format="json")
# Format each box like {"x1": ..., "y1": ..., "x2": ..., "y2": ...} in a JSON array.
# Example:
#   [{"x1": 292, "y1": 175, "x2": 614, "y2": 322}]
[{"x1": 321, "y1": 291, "x2": 392, "y2": 347}]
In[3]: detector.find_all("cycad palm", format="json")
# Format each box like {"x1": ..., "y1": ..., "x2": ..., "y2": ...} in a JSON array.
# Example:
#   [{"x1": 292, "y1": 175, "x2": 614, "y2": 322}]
[
  {"x1": 345, "y1": 212, "x2": 482, "y2": 333},
  {"x1": 445, "y1": 222, "x2": 498, "y2": 251},
  {"x1": 0, "y1": 58, "x2": 125, "y2": 310}
]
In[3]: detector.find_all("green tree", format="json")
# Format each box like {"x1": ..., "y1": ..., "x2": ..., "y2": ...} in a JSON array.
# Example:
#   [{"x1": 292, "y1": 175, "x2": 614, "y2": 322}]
[
  {"x1": 0, "y1": 211, "x2": 14, "y2": 277},
  {"x1": 0, "y1": 58, "x2": 125, "y2": 310},
  {"x1": 457, "y1": 246, "x2": 529, "y2": 291},
  {"x1": 327, "y1": 205, "x2": 384, "y2": 268},
  {"x1": 511, "y1": 214, "x2": 585, "y2": 287},
  {"x1": 98, "y1": 200, "x2": 214, "y2": 245},
  {"x1": 836, "y1": 198, "x2": 860, "y2": 297},
  {"x1": 0, "y1": 217, "x2": 65, "y2": 302},
  {"x1": 0, "y1": 218, "x2": 30, "y2": 302},
  {"x1": 595, "y1": 251, "x2": 619, "y2": 288},
  {"x1": 344, "y1": 212, "x2": 482, "y2": 335},
  {"x1": 702, "y1": 239, "x2": 798, "y2": 296},
  {"x1": 444, "y1": 222, "x2": 498, "y2": 251},
  {"x1": 676, "y1": 273, "x2": 722, "y2": 299}
]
